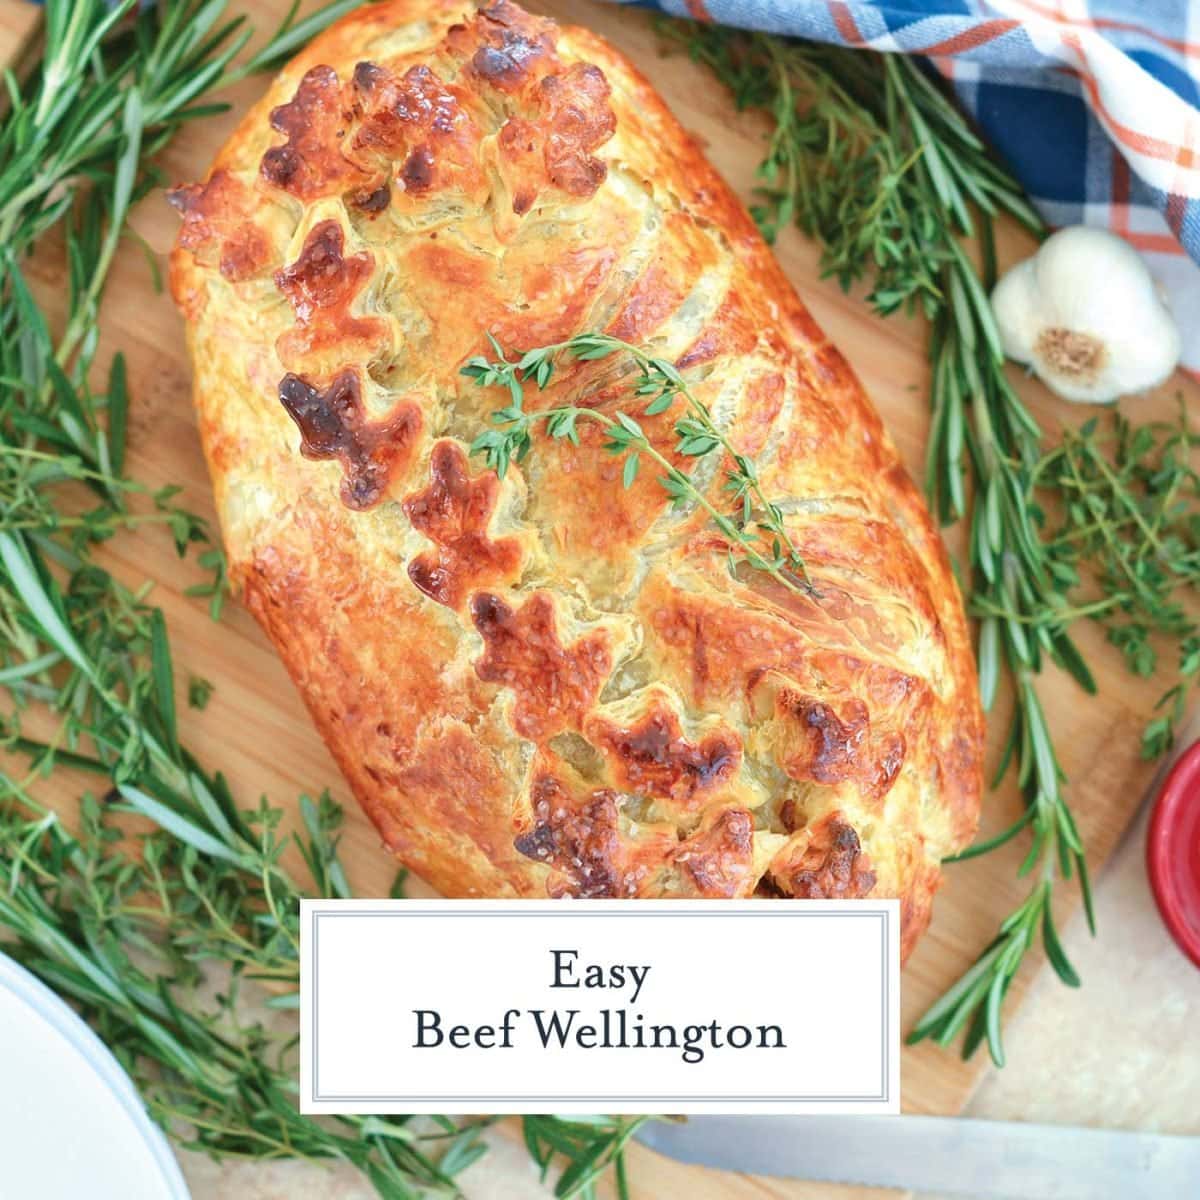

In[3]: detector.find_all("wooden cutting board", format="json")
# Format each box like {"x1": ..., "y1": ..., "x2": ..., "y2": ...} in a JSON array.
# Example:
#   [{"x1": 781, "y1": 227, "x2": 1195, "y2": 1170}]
[{"x1": 11, "y1": 1, "x2": 1198, "y2": 1196}]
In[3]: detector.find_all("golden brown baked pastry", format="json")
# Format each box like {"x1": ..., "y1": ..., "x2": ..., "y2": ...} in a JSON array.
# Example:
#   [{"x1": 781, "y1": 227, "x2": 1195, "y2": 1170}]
[{"x1": 169, "y1": 0, "x2": 983, "y2": 959}]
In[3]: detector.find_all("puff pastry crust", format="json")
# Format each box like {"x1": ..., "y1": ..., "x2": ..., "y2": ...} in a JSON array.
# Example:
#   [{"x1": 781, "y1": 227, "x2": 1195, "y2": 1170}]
[{"x1": 169, "y1": 0, "x2": 983, "y2": 959}]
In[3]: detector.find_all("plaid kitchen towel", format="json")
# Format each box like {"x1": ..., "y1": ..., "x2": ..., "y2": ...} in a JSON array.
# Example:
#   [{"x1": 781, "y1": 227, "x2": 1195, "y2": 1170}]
[{"x1": 634, "y1": 0, "x2": 1200, "y2": 374}]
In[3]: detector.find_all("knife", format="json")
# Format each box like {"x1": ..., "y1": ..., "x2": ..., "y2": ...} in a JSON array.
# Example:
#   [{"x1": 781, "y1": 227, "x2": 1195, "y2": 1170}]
[{"x1": 635, "y1": 1115, "x2": 1200, "y2": 1198}]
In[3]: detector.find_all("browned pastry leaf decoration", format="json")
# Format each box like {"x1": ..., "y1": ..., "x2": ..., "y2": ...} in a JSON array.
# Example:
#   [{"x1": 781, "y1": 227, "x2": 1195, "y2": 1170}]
[
  {"x1": 166, "y1": 171, "x2": 272, "y2": 285},
  {"x1": 276, "y1": 221, "x2": 373, "y2": 319},
  {"x1": 403, "y1": 441, "x2": 522, "y2": 609},
  {"x1": 768, "y1": 811, "x2": 879, "y2": 900},
  {"x1": 471, "y1": 591, "x2": 611, "y2": 741},
  {"x1": 274, "y1": 220, "x2": 388, "y2": 369},
  {"x1": 351, "y1": 60, "x2": 484, "y2": 203},
  {"x1": 261, "y1": 64, "x2": 367, "y2": 198},
  {"x1": 168, "y1": 0, "x2": 983, "y2": 961},
  {"x1": 497, "y1": 61, "x2": 614, "y2": 214},
  {"x1": 586, "y1": 702, "x2": 741, "y2": 806},
  {"x1": 462, "y1": 0, "x2": 555, "y2": 88},
  {"x1": 673, "y1": 807, "x2": 757, "y2": 898},
  {"x1": 772, "y1": 690, "x2": 907, "y2": 801},
  {"x1": 277, "y1": 369, "x2": 420, "y2": 510},
  {"x1": 514, "y1": 778, "x2": 631, "y2": 899}
]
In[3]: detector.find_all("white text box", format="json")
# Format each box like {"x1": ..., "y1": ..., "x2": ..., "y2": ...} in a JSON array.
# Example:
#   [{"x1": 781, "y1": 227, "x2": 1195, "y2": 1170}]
[{"x1": 301, "y1": 900, "x2": 899, "y2": 1115}]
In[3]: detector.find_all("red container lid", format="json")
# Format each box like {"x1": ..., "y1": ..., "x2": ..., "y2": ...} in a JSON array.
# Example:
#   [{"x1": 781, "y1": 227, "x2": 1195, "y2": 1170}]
[{"x1": 1147, "y1": 740, "x2": 1200, "y2": 969}]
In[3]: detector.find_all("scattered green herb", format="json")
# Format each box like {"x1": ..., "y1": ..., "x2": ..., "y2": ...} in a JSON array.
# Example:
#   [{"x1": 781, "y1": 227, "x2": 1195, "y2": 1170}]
[
  {"x1": 1, "y1": 2, "x2": 645, "y2": 1195},
  {"x1": 187, "y1": 674, "x2": 214, "y2": 710},
  {"x1": 1033, "y1": 407, "x2": 1200, "y2": 759},
  {"x1": 1, "y1": 773, "x2": 484, "y2": 1192},
  {"x1": 464, "y1": 331, "x2": 814, "y2": 596},
  {"x1": 9, "y1": 0, "x2": 1190, "y2": 1170},
  {"x1": 524, "y1": 1116, "x2": 648, "y2": 1199},
  {"x1": 185, "y1": 547, "x2": 231, "y2": 620}
]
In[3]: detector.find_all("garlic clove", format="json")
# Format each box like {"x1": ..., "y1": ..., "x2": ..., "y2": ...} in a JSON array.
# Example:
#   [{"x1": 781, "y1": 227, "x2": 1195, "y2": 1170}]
[
  {"x1": 989, "y1": 226, "x2": 1181, "y2": 405},
  {"x1": 991, "y1": 258, "x2": 1042, "y2": 366}
]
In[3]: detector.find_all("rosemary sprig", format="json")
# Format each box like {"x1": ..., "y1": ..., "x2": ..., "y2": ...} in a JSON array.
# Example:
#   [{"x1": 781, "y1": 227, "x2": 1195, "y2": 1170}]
[
  {"x1": 1, "y1": 456, "x2": 484, "y2": 1189},
  {"x1": 0, "y1": 0, "x2": 364, "y2": 254},
  {"x1": 2, "y1": 3, "x2": 644, "y2": 1194},
  {"x1": 463, "y1": 332, "x2": 814, "y2": 595},
  {"x1": 524, "y1": 1116, "x2": 648, "y2": 1200},
  {"x1": 1, "y1": 779, "x2": 482, "y2": 1192},
  {"x1": 665, "y1": 21, "x2": 1096, "y2": 1066}
]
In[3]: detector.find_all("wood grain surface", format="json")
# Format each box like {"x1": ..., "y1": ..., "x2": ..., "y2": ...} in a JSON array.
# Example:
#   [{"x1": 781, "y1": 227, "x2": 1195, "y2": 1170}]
[
  {"x1": 7, "y1": 1, "x2": 1198, "y2": 1196},
  {"x1": 0, "y1": 0, "x2": 37, "y2": 72}
]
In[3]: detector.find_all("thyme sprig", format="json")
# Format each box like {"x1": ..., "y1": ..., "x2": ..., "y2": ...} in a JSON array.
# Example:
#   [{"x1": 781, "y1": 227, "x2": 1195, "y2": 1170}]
[
  {"x1": 464, "y1": 332, "x2": 815, "y2": 595},
  {"x1": 1034, "y1": 408, "x2": 1200, "y2": 758},
  {"x1": 1, "y1": 2, "x2": 644, "y2": 1195},
  {"x1": 664, "y1": 21, "x2": 1094, "y2": 1066}
]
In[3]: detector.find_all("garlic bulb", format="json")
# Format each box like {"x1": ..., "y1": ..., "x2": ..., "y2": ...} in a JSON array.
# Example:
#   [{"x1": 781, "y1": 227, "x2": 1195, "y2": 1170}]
[{"x1": 990, "y1": 226, "x2": 1180, "y2": 404}]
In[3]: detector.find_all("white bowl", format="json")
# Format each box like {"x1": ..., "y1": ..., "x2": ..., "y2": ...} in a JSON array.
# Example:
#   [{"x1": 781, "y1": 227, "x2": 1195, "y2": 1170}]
[{"x1": 0, "y1": 951, "x2": 190, "y2": 1198}]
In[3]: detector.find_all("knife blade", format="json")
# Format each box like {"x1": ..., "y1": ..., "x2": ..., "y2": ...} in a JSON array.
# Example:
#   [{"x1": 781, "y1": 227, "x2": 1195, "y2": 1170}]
[{"x1": 635, "y1": 1115, "x2": 1200, "y2": 1198}]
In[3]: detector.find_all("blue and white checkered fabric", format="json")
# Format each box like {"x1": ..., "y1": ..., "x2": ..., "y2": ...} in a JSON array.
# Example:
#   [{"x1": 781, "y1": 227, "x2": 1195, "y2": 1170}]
[{"x1": 630, "y1": 0, "x2": 1200, "y2": 373}]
